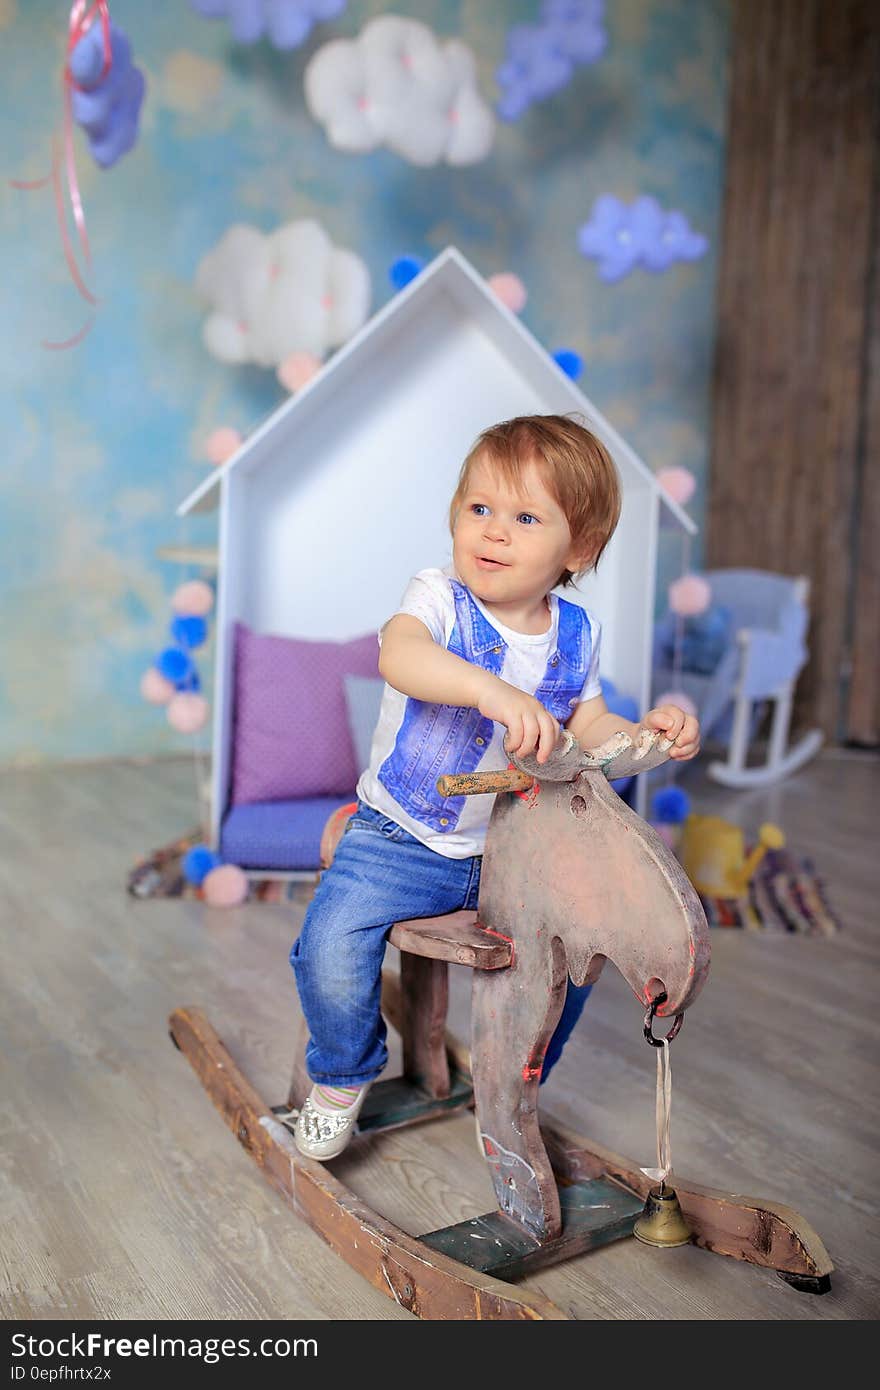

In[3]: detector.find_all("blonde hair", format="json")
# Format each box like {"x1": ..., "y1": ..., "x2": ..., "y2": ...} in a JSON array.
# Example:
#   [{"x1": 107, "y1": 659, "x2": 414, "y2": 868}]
[{"x1": 448, "y1": 414, "x2": 622, "y2": 586}]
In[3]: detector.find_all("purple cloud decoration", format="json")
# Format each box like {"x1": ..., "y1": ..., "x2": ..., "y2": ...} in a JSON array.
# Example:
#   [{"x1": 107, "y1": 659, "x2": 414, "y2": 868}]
[
  {"x1": 69, "y1": 21, "x2": 146, "y2": 169},
  {"x1": 578, "y1": 195, "x2": 708, "y2": 282},
  {"x1": 496, "y1": 0, "x2": 607, "y2": 122},
  {"x1": 189, "y1": 0, "x2": 347, "y2": 50}
]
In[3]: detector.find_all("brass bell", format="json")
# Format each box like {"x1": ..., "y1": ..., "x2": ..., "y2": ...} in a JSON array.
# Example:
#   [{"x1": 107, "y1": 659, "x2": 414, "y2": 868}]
[{"x1": 632, "y1": 1185, "x2": 692, "y2": 1248}]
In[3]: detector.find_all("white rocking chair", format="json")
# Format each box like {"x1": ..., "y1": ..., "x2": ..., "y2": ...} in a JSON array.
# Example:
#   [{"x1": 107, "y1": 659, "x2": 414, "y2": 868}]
[{"x1": 653, "y1": 569, "x2": 823, "y2": 788}]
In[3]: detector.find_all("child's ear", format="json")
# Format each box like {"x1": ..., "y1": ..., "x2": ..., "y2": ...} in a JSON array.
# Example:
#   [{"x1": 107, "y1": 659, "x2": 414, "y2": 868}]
[{"x1": 568, "y1": 544, "x2": 595, "y2": 576}]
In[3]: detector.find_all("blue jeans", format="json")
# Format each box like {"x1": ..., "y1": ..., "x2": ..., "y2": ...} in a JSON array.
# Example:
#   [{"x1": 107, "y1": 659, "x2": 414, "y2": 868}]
[{"x1": 290, "y1": 802, "x2": 593, "y2": 1087}]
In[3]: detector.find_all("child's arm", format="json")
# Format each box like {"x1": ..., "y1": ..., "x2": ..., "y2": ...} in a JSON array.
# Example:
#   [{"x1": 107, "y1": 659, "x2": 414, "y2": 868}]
[
  {"x1": 379, "y1": 614, "x2": 561, "y2": 763},
  {"x1": 566, "y1": 693, "x2": 701, "y2": 762}
]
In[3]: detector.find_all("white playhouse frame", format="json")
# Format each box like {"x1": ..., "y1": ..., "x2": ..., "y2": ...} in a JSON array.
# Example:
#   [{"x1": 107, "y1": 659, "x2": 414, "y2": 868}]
[{"x1": 178, "y1": 247, "x2": 696, "y2": 834}]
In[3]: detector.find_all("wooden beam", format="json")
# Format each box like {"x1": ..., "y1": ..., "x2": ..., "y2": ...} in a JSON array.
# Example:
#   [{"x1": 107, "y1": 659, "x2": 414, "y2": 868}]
[{"x1": 708, "y1": 0, "x2": 880, "y2": 738}]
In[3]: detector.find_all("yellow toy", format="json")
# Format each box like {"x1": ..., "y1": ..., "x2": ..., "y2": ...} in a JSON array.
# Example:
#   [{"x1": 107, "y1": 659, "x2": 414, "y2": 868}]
[{"x1": 679, "y1": 814, "x2": 785, "y2": 898}]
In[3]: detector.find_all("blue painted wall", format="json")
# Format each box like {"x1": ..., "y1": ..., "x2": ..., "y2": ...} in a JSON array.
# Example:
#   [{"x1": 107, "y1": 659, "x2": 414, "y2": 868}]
[{"x1": 0, "y1": 0, "x2": 728, "y2": 762}]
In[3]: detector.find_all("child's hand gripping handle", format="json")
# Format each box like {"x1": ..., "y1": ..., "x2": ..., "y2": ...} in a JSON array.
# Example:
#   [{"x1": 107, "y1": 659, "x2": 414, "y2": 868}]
[
  {"x1": 436, "y1": 731, "x2": 579, "y2": 797},
  {"x1": 437, "y1": 729, "x2": 675, "y2": 800},
  {"x1": 436, "y1": 769, "x2": 536, "y2": 798}
]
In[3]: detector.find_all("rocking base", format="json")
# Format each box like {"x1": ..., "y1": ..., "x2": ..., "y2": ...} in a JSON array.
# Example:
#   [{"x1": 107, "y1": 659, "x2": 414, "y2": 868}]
[{"x1": 168, "y1": 1001, "x2": 834, "y2": 1320}]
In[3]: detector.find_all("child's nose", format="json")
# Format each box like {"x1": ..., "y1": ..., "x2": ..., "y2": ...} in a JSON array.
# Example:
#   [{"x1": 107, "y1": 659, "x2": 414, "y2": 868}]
[{"x1": 483, "y1": 516, "x2": 510, "y2": 541}]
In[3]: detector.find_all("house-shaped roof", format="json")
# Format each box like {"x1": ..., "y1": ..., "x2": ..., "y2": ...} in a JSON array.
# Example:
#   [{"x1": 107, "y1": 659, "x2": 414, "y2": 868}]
[{"x1": 178, "y1": 245, "x2": 696, "y2": 534}]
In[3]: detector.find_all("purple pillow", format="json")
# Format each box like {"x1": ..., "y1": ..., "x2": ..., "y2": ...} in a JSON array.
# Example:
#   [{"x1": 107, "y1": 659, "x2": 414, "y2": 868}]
[{"x1": 230, "y1": 622, "x2": 379, "y2": 805}]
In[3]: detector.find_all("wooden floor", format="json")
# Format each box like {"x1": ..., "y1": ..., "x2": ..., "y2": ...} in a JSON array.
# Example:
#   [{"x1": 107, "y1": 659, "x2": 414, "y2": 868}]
[{"x1": 1, "y1": 748, "x2": 878, "y2": 1321}]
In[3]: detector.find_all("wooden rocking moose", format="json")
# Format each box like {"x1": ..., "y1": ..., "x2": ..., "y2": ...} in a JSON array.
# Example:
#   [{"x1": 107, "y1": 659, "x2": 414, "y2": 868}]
[{"x1": 169, "y1": 727, "x2": 832, "y2": 1320}]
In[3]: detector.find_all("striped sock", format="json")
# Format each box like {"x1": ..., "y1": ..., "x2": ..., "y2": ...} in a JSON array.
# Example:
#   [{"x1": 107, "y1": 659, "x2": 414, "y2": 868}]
[{"x1": 312, "y1": 1083, "x2": 365, "y2": 1113}]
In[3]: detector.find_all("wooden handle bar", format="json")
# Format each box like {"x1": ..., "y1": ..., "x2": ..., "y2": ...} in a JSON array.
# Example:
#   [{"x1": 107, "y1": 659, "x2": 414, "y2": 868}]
[{"x1": 436, "y1": 769, "x2": 536, "y2": 798}]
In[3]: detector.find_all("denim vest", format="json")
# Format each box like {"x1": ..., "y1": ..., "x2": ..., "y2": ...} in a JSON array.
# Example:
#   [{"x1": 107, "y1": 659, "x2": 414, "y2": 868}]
[{"x1": 377, "y1": 580, "x2": 592, "y2": 835}]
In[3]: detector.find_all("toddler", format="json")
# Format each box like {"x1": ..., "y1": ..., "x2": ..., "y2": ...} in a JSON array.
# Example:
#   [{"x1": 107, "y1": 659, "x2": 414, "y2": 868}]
[{"x1": 290, "y1": 414, "x2": 699, "y2": 1159}]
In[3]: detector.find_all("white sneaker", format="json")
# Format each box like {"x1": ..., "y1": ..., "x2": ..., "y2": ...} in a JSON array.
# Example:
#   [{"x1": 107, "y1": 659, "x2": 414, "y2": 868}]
[{"x1": 293, "y1": 1083, "x2": 371, "y2": 1162}]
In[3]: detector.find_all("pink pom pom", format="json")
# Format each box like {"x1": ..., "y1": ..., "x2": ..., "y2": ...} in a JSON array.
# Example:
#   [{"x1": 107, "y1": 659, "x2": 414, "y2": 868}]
[
  {"x1": 140, "y1": 667, "x2": 175, "y2": 705},
  {"x1": 669, "y1": 573, "x2": 711, "y2": 617},
  {"x1": 166, "y1": 692, "x2": 210, "y2": 733},
  {"x1": 277, "y1": 351, "x2": 321, "y2": 393},
  {"x1": 488, "y1": 273, "x2": 527, "y2": 314},
  {"x1": 657, "y1": 467, "x2": 696, "y2": 506},
  {"x1": 202, "y1": 863, "x2": 249, "y2": 907},
  {"x1": 205, "y1": 427, "x2": 242, "y2": 465},
  {"x1": 654, "y1": 690, "x2": 699, "y2": 719},
  {"x1": 171, "y1": 580, "x2": 215, "y2": 616}
]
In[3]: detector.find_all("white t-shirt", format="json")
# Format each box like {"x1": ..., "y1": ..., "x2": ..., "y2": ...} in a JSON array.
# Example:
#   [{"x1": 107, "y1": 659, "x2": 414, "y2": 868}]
[{"x1": 356, "y1": 567, "x2": 602, "y2": 858}]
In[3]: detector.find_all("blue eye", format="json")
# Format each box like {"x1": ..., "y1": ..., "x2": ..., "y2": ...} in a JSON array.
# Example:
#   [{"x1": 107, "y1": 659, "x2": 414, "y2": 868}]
[
  {"x1": 517, "y1": 512, "x2": 538, "y2": 525},
  {"x1": 470, "y1": 503, "x2": 489, "y2": 516}
]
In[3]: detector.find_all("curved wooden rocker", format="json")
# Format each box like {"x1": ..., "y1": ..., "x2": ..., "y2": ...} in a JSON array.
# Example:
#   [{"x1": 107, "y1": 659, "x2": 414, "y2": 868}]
[{"x1": 169, "y1": 728, "x2": 832, "y2": 1319}]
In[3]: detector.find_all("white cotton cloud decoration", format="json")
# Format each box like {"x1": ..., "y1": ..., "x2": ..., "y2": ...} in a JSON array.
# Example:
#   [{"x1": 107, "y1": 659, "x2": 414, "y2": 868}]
[
  {"x1": 304, "y1": 14, "x2": 496, "y2": 166},
  {"x1": 195, "y1": 219, "x2": 371, "y2": 366}
]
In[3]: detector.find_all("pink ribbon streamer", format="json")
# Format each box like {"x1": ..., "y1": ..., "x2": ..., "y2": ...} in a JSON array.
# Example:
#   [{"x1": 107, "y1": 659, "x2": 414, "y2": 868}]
[{"x1": 10, "y1": 2, "x2": 112, "y2": 349}]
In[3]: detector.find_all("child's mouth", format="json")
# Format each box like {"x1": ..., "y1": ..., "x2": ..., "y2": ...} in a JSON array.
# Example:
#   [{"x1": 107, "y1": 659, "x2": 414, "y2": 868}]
[{"x1": 475, "y1": 556, "x2": 508, "y2": 570}]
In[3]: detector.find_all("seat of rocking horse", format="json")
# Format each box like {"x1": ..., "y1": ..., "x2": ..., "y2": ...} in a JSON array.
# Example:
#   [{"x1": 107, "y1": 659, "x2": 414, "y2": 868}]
[
  {"x1": 319, "y1": 801, "x2": 512, "y2": 971},
  {"x1": 389, "y1": 911, "x2": 511, "y2": 969}
]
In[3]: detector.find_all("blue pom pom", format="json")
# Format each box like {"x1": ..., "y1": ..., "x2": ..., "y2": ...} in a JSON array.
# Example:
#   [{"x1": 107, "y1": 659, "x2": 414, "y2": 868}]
[
  {"x1": 389, "y1": 256, "x2": 424, "y2": 291},
  {"x1": 553, "y1": 349, "x2": 583, "y2": 380},
  {"x1": 156, "y1": 646, "x2": 192, "y2": 684},
  {"x1": 175, "y1": 667, "x2": 201, "y2": 694},
  {"x1": 182, "y1": 844, "x2": 223, "y2": 887},
  {"x1": 170, "y1": 614, "x2": 208, "y2": 650},
  {"x1": 651, "y1": 785, "x2": 691, "y2": 824}
]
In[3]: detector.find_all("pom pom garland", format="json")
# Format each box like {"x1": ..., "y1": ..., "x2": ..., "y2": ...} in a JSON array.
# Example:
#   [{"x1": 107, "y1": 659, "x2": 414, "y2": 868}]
[
  {"x1": 142, "y1": 586, "x2": 215, "y2": 735},
  {"x1": 651, "y1": 785, "x2": 691, "y2": 824},
  {"x1": 174, "y1": 668, "x2": 202, "y2": 694},
  {"x1": 181, "y1": 842, "x2": 250, "y2": 909},
  {"x1": 657, "y1": 466, "x2": 696, "y2": 507},
  {"x1": 389, "y1": 256, "x2": 424, "y2": 290},
  {"x1": 166, "y1": 692, "x2": 210, "y2": 733},
  {"x1": 553, "y1": 349, "x2": 583, "y2": 380},
  {"x1": 183, "y1": 844, "x2": 223, "y2": 887},
  {"x1": 170, "y1": 614, "x2": 208, "y2": 650},
  {"x1": 277, "y1": 351, "x2": 322, "y2": 393},
  {"x1": 205, "y1": 427, "x2": 242, "y2": 465},
  {"x1": 488, "y1": 272, "x2": 527, "y2": 313},
  {"x1": 172, "y1": 581, "x2": 215, "y2": 616},
  {"x1": 203, "y1": 863, "x2": 249, "y2": 907},
  {"x1": 156, "y1": 646, "x2": 193, "y2": 685},
  {"x1": 669, "y1": 573, "x2": 711, "y2": 617},
  {"x1": 140, "y1": 668, "x2": 175, "y2": 705}
]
